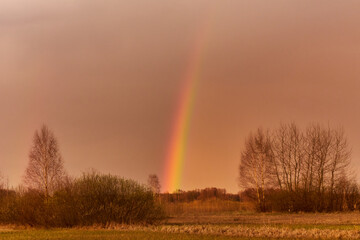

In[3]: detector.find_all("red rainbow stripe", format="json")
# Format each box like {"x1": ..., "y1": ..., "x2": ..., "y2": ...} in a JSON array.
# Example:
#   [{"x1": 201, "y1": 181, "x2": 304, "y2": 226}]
[{"x1": 163, "y1": 16, "x2": 211, "y2": 193}]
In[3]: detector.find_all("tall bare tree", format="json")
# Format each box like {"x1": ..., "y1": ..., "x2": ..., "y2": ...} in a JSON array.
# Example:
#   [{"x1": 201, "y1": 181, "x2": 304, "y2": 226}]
[
  {"x1": 239, "y1": 128, "x2": 273, "y2": 211},
  {"x1": 0, "y1": 172, "x2": 4, "y2": 190},
  {"x1": 327, "y1": 127, "x2": 351, "y2": 210},
  {"x1": 23, "y1": 125, "x2": 66, "y2": 201},
  {"x1": 272, "y1": 123, "x2": 304, "y2": 192}
]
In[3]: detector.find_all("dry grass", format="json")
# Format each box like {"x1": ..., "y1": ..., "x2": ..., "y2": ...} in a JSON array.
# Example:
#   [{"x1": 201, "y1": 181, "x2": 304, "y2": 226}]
[
  {"x1": 61, "y1": 212, "x2": 360, "y2": 239},
  {"x1": 155, "y1": 224, "x2": 360, "y2": 239},
  {"x1": 0, "y1": 225, "x2": 23, "y2": 232},
  {"x1": 163, "y1": 200, "x2": 255, "y2": 216},
  {"x1": 167, "y1": 211, "x2": 360, "y2": 225},
  {"x1": 162, "y1": 212, "x2": 360, "y2": 239},
  {"x1": 59, "y1": 222, "x2": 360, "y2": 239},
  {"x1": 3, "y1": 212, "x2": 360, "y2": 239}
]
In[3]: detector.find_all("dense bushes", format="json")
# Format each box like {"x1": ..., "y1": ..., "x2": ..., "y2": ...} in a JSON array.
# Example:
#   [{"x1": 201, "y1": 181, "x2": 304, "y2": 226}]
[
  {"x1": 240, "y1": 186, "x2": 360, "y2": 213},
  {"x1": 0, "y1": 172, "x2": 165, "y2": 227},
  {"x1": 72, "y1": 172, "x2": 164, "y2": 225}
]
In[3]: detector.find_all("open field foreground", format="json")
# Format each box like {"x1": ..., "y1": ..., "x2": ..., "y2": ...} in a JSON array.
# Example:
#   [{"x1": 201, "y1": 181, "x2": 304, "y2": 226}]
[
  {"x1": 0, "y1": 230, "x2": 235, "y2": 240},
  {"x1": 167, "y1": 212, "x2": 360, "y2": 225},
  {"x1": 2, "y1": 213, "x2": 360, "y2": 239},
  {"x1": 2, "y1": 226, "x2": 360, "y2": 240}
]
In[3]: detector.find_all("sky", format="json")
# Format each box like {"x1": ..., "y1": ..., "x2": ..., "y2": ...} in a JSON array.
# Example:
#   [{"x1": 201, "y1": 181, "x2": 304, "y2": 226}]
[{"x1": 1, "y1": 0, "x2": 360, "y2": 193}]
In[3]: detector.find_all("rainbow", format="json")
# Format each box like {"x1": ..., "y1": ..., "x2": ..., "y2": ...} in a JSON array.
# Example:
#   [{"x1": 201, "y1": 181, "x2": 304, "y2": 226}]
[{"x1": 163, "y1": 17, "x2": 211, "y2": 193}]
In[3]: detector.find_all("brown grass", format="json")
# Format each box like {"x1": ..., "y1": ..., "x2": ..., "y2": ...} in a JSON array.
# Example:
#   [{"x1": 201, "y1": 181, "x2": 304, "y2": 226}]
[
  {"x1": 163, "y1": 199, "x2": 255, "y2": 216},
  {"x1": 167, "y1": 211, "x2": 360, "y2": 225},
  {"x1": 4, "y1": 212, "x2": 360, "y2": 239},
  {"x1": 0, "y1": 224, "x2": 20, "y2": 232},
  {"x1": 78, "y1": 212, "x2": 360, "y2": 239},
  {"x1": 154, "y1": 224, "x2": 360, "y2": 239},
  {"x1": 58, "y1": 220, "x2": 360, "y2": 239}
]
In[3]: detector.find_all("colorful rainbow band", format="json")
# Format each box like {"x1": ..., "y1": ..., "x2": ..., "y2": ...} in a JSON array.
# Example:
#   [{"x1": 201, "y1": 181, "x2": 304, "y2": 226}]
[{"x1": 163, "y1": 15, "x2": 211, "y2": 193}]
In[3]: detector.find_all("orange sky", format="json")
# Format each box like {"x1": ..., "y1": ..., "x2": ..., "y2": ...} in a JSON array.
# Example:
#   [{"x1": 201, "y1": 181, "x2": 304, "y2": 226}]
[{"x1": 1, "y1": 0, "x2": 360, "y2": 193}]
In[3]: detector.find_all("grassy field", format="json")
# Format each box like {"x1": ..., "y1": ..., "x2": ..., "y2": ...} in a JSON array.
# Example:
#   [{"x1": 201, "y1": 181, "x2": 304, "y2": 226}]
[
  {"x1": 2, "y1": 212, "x2": 360, "y2": 239},
  {"x1": 167, "y1": 211, "x2": 360, "y2": 225},
  {"x1": 0, "y1": 230, "x2": 242, "y2": 240}
]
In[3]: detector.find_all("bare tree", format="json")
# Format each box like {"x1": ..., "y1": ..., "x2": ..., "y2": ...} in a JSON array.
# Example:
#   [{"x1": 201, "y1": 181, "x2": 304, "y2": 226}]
[
  {"x1": 240, "y1": 123, "x2": 353, "y2": 212},
  {"x1": 272, "y1": 123, "x2": 304, "y2": 192},
  {"x1": 147, "y1": 174, "x2": 161, "y2": 194},
  {"x1": 302, "y1": 124, "x2": 349, "y2": 211},
  {"x1": 328, "y1": 128, "x2": 351, "y2": 210},
  {"x1": 239, "y1": 128, "x2": 273, "y2": 211},
  {"x1": 23, "y1": 125, "x2": 66, "y2": 201},
  {"x1": 0, "y1": 172, "x2": 4, "y2": 190}
]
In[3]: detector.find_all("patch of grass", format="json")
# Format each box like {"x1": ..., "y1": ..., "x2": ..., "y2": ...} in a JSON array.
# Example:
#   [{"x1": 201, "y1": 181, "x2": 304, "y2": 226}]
[
  {"x1": 0, "y1": 230, "x2": 267, "y2": 240},
  {"x1": 3, "y1": 212, "x2": 360, "y2": 240},
  {"x1": 281, "y1": 223, "x2": 360, "y2": 230},
  {"x1": 163, "y1": 200, "x2": 255, "y2": 217},
  {"x1": 168, "y1": 211, "x2": 360, "y2": 226},
  {"x1": 184, "y1": 222, "x2": 360, "y2": 231}
]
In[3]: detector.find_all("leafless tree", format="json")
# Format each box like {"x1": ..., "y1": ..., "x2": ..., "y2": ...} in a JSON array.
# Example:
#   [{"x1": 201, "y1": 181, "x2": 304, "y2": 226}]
[
  {"x1": 23, "y1": 125, "x2": 66, "y2": 201},
  {"x1": 239, "y1": 123, "x2": 353, "y2": 212},
  {"x1": 0, "y1": 172, "x2": 4, "y2": 190},
  {"x1": 327, "y1": 127, "x2": 351, "y2": 210},
  {"x1": 272, "y1": 123, "x2": 304, "y2": 192},
  {"x1": 147, "y1": 174, "x2": 161, "y2": 194},
  {"x1": 270, "y1": 123, "x2": 305, "y2": 211},
  {"x1": 302, "y1": 124, "x2": 351, "y2": 211},
  {"x1": 239, "y1": 128, "x2": 273, "y2": 211}
]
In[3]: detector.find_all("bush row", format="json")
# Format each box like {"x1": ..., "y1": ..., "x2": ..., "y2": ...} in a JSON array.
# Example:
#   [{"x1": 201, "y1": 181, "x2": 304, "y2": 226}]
[{"x1": 0, "y1": 172, "x2": 165, "y2": 227}]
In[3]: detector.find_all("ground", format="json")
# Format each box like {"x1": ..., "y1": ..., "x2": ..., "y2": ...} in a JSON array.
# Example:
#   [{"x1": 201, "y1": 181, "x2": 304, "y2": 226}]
[
  {"x1": 0, "y1": 230, "x2": 238, "y2": 240},
  {"x1": 2, "y1": 212, "x2": 360, "y2": 239}
]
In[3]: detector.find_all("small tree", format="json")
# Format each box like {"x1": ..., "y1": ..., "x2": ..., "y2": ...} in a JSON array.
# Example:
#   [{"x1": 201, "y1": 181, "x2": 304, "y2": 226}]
[
  {"x1": 23, "y1": 125, "x2": 66, "y2": 201},
  {"x1": 147, "y1": 174, "x2": 161, "y2": 194},
  {"x1": 0, "y1": 172, "x2": 4, "y2": 190}
]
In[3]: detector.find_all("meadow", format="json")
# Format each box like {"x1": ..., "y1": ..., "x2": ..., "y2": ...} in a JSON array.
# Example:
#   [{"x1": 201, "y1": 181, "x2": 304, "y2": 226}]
[
  {"x1": 0, "y1": 229, "x2": 236, "y2": 240},
  {"x1": 2, "y1": 212, "x2": 360, "y2": 240}
]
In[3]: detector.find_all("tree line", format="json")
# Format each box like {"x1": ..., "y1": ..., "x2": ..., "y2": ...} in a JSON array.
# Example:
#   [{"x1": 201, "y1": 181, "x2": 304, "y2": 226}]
[
  {"x1": 239, "y1": 122, "x2": 358, "y2": 212},
  {"x1": 160, "y1": 187, "x2": 240, "y2": 203},
  {"x1": 0, "y1": 125, "x2": 164, "y2": 227}
]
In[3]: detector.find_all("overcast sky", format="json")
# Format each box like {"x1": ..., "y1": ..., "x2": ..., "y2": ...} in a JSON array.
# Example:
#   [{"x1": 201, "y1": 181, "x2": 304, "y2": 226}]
[{"x1": 1, "y1": 0, "x2": 360, "y2": 193}]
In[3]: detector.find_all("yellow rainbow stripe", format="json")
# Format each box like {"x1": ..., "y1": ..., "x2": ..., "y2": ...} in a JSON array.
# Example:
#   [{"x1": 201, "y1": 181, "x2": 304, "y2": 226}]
[{"x1": 164, "y1": 16, "x2": 211, "y2": 193}]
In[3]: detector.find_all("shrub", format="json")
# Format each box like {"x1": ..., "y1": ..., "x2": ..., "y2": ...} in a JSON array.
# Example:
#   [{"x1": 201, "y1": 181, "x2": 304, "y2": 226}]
[
  {"x1": 72, "y1": 172, "x2": 165, "y2": 225},
  {"x1": 0, "y1": 172, "x2": 165, "y2": 227}
]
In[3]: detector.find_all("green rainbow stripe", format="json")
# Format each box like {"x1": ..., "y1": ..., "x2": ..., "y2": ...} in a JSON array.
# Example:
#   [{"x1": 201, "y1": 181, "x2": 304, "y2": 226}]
[{"x1": 164, "y1": 18, "x2": 210, "y2": 193}]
